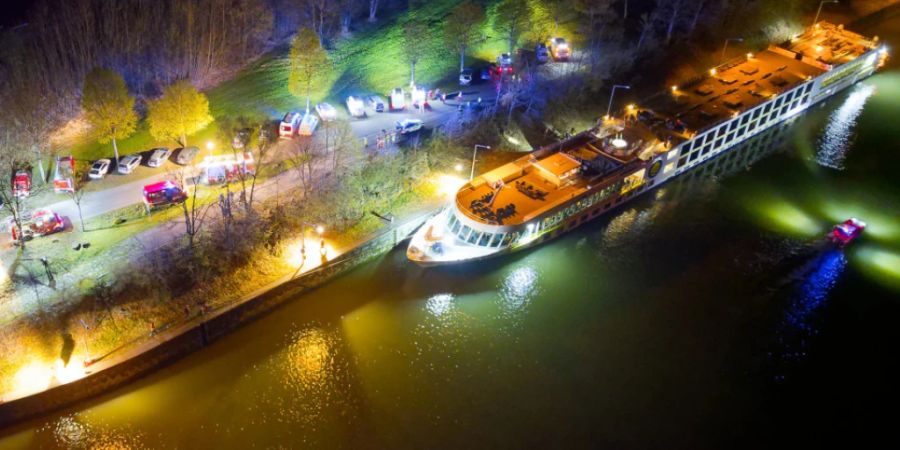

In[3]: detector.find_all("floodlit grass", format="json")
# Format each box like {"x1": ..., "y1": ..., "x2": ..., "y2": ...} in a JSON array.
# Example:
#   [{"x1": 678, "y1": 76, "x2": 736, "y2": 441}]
[{"x1": 67, "y1": 0, "x2": 578, "y2": 163}]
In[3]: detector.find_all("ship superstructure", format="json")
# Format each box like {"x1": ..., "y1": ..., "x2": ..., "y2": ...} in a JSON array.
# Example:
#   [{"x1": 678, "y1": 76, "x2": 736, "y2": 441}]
[{"x1": 408, "y1": 22, "x2": 887, "y2": 266}]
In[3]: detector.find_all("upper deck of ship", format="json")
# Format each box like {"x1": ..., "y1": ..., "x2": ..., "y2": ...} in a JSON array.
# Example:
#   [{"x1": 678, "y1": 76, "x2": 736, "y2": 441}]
[
  {"x1": 455, "y1": 124, "x2": 668, "y2": 226},
  {"x1": 640, "y1": 21, "x2": 879, "y2": 135}
]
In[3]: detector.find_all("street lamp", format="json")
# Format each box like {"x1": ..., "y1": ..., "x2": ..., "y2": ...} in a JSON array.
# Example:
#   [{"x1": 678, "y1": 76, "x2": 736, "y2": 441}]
[
  {"x1": 206, "y1": 140, "x2": 215, "y2": 156},
  {"x1": 471, "y1": 144, "x2": 490, "y2": 181},
  {"x1": 720, "y1": 37, "x2": 743, "y2": 64},
  {"x1": 454, "y1": 163, "x2": 463, "y2": 172},
  {"x1": 605, "y1": 84, "x2": 631, "y2": 120},
  {"x1": 813, "y1": 0, "x2": 839, "y2": 27}
]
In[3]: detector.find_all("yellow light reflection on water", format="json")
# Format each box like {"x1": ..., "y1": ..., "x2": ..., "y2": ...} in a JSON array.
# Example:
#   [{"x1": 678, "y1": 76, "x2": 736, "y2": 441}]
[
  {"x1": 747, "y1": 195, "x2": 823, "y2": 238},
  {"x1": 853, "y1": 246, "x2": 900, "y2": 291}
]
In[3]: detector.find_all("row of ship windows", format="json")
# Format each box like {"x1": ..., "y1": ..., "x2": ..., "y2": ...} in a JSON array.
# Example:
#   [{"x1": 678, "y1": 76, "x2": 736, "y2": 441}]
[
  {"x1": 676, "y1": 90, "x2": 810, "y2": 168},
  {"x1": 447, "y1": 213, "x2": 516, "y2": 248},
  {"x1": 447, "y1": 180, "x2": 625, "y2": 249},
  {"x1": 539, "y1": 182, "x2": 622, "y2": 232}
]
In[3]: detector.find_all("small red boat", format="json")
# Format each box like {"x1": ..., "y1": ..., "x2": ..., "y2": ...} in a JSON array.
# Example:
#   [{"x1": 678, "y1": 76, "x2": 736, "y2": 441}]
[{"x1": 831, "y1": 218, "x2": 866, "y2": 246}]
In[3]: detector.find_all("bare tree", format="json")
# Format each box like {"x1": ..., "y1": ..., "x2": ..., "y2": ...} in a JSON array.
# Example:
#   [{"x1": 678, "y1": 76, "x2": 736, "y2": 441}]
[
  {"x1": 176, "y1": 168, "x2": 210, "y2": 249},
  {"x1": 286, "y1": 137, "x2": 321, "y2": 198},
  {"x1": 0, "y1": 127, "x2": 39, "y2": 251}
]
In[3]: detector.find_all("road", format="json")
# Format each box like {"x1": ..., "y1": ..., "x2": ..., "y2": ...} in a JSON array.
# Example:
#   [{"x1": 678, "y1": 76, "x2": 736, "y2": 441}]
[{"x1": 5, "y1": 80, "x2": 499, "y2": 233}]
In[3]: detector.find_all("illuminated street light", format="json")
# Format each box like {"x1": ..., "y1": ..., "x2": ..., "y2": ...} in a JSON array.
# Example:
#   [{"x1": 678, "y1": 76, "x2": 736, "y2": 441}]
[
  {"x1": 813, "y1": 0, "x2": 839, "y2": 27},
  {"x1": 454, "y1": 163, "x2": 463, "y2": 172},
  {"x1": 605, "y1": 84, "x2": 630, "y2": 119},
  {"x1": 471, "y1": 144, "x2": 490, "y2": 181},
  {"x1": 720, "y1": 37, "x2": 743, "y2": 64}
]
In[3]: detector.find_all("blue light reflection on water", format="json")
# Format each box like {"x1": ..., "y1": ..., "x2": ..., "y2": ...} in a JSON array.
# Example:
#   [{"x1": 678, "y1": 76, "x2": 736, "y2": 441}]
[{"x1": 769, "y1": 250, "x2": 847, "y2": 382}]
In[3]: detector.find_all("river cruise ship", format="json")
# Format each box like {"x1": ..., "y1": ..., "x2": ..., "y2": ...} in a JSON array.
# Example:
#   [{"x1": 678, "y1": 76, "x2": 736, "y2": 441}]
[{"x1": 408, "y1": 22, "x2": 888, "y2": 266}]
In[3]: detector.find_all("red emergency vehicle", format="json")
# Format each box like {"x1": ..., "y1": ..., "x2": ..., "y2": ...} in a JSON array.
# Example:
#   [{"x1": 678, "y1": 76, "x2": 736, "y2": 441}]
[
  {"x1": 7, "y1": 209, "x2": 65, "y2": 241},
  {"x1": 142, "y1": 180, "x2": 187, "y2": 211}
]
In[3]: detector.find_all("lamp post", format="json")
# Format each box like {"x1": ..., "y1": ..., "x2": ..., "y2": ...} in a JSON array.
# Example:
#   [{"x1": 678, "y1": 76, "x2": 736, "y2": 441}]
[
  {"x1": 720, "y1": 37, "x2": 744, "y2": 64},
  {"x1": 605, "y1": 84, "x2": 630, "y2": 120},
  {"x1": 813, "y1": 0, "x2": 839, "y2": 27},
  {"x1": 471, "y1": 144, "x2": 490, "y2": 181}
]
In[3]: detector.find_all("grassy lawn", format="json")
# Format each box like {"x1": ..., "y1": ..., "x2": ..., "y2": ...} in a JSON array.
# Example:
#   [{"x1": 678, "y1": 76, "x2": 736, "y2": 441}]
[{"x1": 66, "y1": 0, "x2": 583, "y2": 165}]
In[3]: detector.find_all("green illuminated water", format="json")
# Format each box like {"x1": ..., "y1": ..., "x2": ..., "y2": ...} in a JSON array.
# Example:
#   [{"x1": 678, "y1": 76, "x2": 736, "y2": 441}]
[{"x1": 3, "y1": 29, "x2": 900, "y2": 450}]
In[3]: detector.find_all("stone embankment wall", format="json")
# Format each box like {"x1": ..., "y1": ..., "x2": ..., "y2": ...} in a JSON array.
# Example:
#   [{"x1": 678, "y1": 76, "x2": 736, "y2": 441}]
[{"x1": 0, "y1": 211, "x2": 435, "y2": 426}]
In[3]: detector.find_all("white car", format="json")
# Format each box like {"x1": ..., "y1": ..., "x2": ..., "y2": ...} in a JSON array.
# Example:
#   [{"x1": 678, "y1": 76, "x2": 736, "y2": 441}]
[
  {"x1": 279, "y1": 112, "x2": 302, "y2": 137},
  {"x1": 390, "y1": 88, "x2": 406, "y2": 110},
  {"x1": 147, "y1": 148, "x2": 172, "y2": 167},
  {"x1": 117, "y1": 155, "x2": 141, "y2": 174},
  {"x1": 346, "y1": 96, "x2": 366, "y2": 118},
  {"x1": 459, "y1": 68, "x2": 474, "y2": 86},
  {"x1": 497, "y1": 53, "x2": 513, "y2": 67},
  {"x1": 396, "y1": 118, "x2": 424, "y2": 135},
  {"x1": 549, "y1": 37, "x2": 570, "y2": 60},
  {"x1": 298, "y1": 112, "x2": 319, "y2": 136},
  {"x1": 316, "y1": 102, "x2": 338, "y2": 121},
  {"x1": 366, "y1": 95, "x2": 386, "y2": 113},
  {"x1": 88, "y1": 159, "x2": 111, "y2": 179}
]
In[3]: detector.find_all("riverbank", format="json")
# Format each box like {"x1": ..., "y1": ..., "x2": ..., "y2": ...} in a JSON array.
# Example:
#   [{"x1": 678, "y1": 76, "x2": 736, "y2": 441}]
[{"x1": 0, "y1": 193, "x2": 440, "y2": 425}]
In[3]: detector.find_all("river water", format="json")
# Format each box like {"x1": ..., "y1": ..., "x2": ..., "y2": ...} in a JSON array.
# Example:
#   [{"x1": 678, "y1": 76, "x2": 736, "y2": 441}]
[{"x1": 3, "y1": 25, "x2": 900, "y2": 450}]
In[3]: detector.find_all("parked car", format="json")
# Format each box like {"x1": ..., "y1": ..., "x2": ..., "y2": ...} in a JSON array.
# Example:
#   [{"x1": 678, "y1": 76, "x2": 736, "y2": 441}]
[
  {"x1": 117, "y1": 154, "x2": 141, "y2": 174},
  {"x1": 497, "y1": 53, "x2": 513, "y2": 67},
  {"x1": 316, "y1": 102, "x2": 338, "y2": 121},
  {"x1": 535, "y1": 43, "x2": 550, "y2": 63},
  {"x1": 549, "y1": 37, "x2": 570, "y2": 60},
  {"x1": 396, "y1": 118, "x2": 424, "y2": 135},
  {"x1": 298, "y1": 112, "x2": 319, "y2": 136},
  {"x1": 459, "y1": 68, "x2": 474, "y2": 86},
  {"x1": 8, "y1": 209, "x2": 65, "y2": 241},
  {"x1": 88, "y1": 159, "x2": 111, "y2": 179},
  {"x1": 142, "y1": 180, "x2": 188, "y2": 211},
  {"x1": 346, "y1": 96, "x2": 366, "y2": 118},
  {"x1": 147, "y1": 148, "x2": 172, "y2": 168},
  {"x1": 174, "y1": 146, "x2": 200, "y2": 165},
  {"x1": 366, "y1": 95, "x2": 386, "y2": 113},
  {"x1": 481, "y1": 66, "x2": 494, "y2": 81},
  {"x1": 279, "y1": 111, "x2": 302, "y2": 137},
  {"x1": 53, "y1": 155, "x2": 75, "y2": 193}
]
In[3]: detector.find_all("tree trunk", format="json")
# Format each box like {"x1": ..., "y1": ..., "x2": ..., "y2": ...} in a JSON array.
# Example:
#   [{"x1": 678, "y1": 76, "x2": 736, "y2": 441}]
[
  {"x1": 460, "y1": 47, "x2": 466, "y2": 73},
  {"x1": 624, "y1": 0, "x2": 628, "y2": 19},
  {"x1": 410, "y1": 62, "x2": 416, "y2": 86},
  {"x1": 689, "y1": 2, "x2": 704, "y2": 35},
  {"x1": 181, "y1": 133, "x2": 187, "y2": 147},
  {"x1": 34, "y1": 146, "x2": 46, "y2": 183},
  {"x1": 666, "y1": 6, "x2": 679, "y2": 44},
  {"x1": 111, "y1": 137, "x2": 120, "y2": 166},
  {"x1": 369, "y1": 0, "x2": 378, "y2": 22},
  {"x1": 76, "y1": 199, "x2": 85, "y2": 232}
]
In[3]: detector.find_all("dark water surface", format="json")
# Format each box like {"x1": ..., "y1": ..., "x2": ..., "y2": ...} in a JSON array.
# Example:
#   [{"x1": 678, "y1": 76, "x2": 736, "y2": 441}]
[{"x1": 3, "y1": 27, "x2": 900, "y2": 450}]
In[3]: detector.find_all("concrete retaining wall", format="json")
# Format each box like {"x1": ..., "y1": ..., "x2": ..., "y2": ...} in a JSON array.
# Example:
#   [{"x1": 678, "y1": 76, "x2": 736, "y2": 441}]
[{"x1": 0, "y1": 210, "x2": 435, "y2": 426}]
